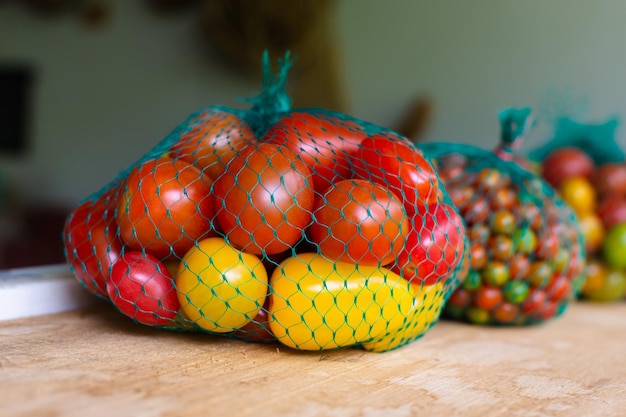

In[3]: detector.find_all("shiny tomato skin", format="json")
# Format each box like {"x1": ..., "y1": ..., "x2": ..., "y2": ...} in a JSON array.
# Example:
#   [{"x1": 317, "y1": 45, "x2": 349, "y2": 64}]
[
  {"x1": 263, "y1": 112, "x2": 368, "y2": 193},
  {"x1": 64, "y1": 186, "x2": 123, "y2": 298},
  {"x1": 168, "y1": 109, "x2": 257, "y2": 181},
  {"x1": 175, "y1": 237, "x2": 268, "y2": 333},
  {"x1": 213, "y1": 143, "x2": 315, "y2": 255},
  {"x1": 309, "y1": 179, "x2": 408, "y2": 266},
  {"x1": 107, "y1": 251, "x2": 180, "y2": 326},
  {"x1": 117, "y1": 157, "x2": 216, "y2": 259},
  {"x1": 393, "y1": 203, "x2": 466, "y2": 285},
  {"x1": 354, "y1": 135, "x2": 440, "y2": 215}
]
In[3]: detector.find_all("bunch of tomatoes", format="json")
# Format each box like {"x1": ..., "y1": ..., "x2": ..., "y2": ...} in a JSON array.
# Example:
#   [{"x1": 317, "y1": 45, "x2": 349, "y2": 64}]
[
  {"x1": 420, "y1": 144, "x2": 586, "y2": 326},
  {"x1": 540, "y1": 146, "x2": 626, "y2": 301},
  {"x1": 63, "y1": 107, "x2": 468, "y2": 352}
]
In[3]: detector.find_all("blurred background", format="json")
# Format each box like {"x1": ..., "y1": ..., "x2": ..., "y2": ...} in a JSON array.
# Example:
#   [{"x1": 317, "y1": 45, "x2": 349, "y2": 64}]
[{"x1": 1, "y1": 0, "x2": 625, "y2": 268}]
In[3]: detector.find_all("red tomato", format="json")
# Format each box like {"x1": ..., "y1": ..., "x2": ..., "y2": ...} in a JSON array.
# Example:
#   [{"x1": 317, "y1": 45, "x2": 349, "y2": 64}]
[
  {"x1": 597, "y1": 195, "x2": 626, "y2": 229},
  {"x1": 63, "y1": 185, "x2": 123, "y2": 298},
  {"x1": 354, "y1": 135, "x2": 440, "y2": 214},
  {"x1": 117, "y1": 157, "x2": 216, "y2": 259},
  {"x1": 263, "y1": 112, "x2": 368, "y2": 193},
  {"x1": 547, "y1": 274, "x2": 571, "y2": 302},
  {"x1": 474, "y1": 287, "x2": 503, "y2": 311},
  {"x1": 107, "y1": 251, "x2": 180, "y2": 326},
  {"x1": 521, "y1": 288, "x2": 547, "y2": 314},
  {"x1": 309, "y1": 179, "x2": 408, "y2": 266},
  {"x1": 541, "y1": 147, "x2": 594, "y2": 188},
  {"x1": 168, "y1": 109, "x2": 257, "y2": 181},
  {"x1": 213, "y1": 143, "x2": 315, "y2": 255},
  {"x1": 593, "y1": 162, "x2": 626, "y2": 197},
  {"x1": 393, "y1": 203, "x2": 466, "y2": 285}
]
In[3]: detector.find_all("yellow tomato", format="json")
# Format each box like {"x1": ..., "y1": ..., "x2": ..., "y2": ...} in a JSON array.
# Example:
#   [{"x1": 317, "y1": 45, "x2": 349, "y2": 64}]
[
  {"x1": 175, "y1": 237, "x2": 268, "y2": 333},
  {"x1": 268, "y1": 253, "x2": 415, "y2": 351},
  {"x1": 581, "y1": 259, "x2": 608, "y2": 295},
  {"x1": 578, "y1": 213, "x2": 605, "y2": 254},
  {"x1": 559, "y1": 176, "x2": 597, "y2": 216},
  {"x1": 581, "y1": 261, "x2": 626, "y2": 302},
  {"x1": 361, "y1": 281, "x2": 447, "y2": 352}
]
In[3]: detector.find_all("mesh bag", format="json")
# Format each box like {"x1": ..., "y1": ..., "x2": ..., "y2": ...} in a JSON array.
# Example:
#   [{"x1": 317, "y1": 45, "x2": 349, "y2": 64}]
[
  {"x1": 62, "y1": 53, "x2": 469, "y2": 352},
  {"x1": 419, "y1": 108, "x2": 586, "y2": 325},
  {"x1": 527, "y1": 116, "x2": 626, "y2": 302}
]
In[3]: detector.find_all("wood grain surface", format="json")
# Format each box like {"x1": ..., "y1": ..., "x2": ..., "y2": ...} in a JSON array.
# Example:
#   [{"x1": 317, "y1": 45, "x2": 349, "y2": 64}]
[{"x1": 1, "y1": 300, "x2": 625, "y2": 417}]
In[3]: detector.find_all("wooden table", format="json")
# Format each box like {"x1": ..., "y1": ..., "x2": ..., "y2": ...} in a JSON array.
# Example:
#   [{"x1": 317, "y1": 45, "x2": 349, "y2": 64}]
[{"x1": 1, "y1": 298, "x2": 625, "y2": 417}]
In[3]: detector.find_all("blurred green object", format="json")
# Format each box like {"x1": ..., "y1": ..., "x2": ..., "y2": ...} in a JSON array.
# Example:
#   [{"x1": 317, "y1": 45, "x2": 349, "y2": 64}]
[{"x1": 528, "y1": 117, "x2": 624, "y2": 165}]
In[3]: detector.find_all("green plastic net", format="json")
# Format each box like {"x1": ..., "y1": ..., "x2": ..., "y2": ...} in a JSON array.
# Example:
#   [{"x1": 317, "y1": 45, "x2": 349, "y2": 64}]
[
  {"x1": 419, "y1": 108, "x2": 586, "y2": 325},
  {"x1": 62, "y1": 53, "x2": 469, "y2": 352},
  {"x1": 527, "y1": 116, "x2": 626, "y2": 302}
]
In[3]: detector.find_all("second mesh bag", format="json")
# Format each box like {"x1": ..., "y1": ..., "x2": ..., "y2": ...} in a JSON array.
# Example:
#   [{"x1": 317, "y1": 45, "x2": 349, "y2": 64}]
[
  {"x1": 62, "y1": 53, "x2": 469, "y2": 352},
  {"x1": 420, "y1": 108, "x2": 586, "y2": 325}
]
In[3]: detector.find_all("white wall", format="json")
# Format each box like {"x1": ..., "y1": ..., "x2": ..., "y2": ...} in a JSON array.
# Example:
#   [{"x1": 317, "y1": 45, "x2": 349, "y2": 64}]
[
  {"x1": 2, "y1": 0, "x2": 626, "y2": 206},
  {"x1": 336, "y1": 0, "x2": 626, "y2": 145}
]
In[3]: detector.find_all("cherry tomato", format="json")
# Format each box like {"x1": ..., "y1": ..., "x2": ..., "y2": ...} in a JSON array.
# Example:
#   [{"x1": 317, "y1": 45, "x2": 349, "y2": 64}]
[
  {"x1": 509, "y1": 254, "x2": 531, "y2": 280},
  {"x1": 462, "y1": 196, "x2": 490, "y2": 225},
  {"x1": 490, "y1": 210, "x2": 516, "y2": 235},
  {"x1": 447, "y1": 287, "x2": 472, "y2": 309},
  {"x1": 515, "y1": 202, "x2": 543, "y2": 230},
  {"x1": 467, "y1": 224, "x2": 490, "y2": 244},
  {"x1": 448, "y1": 184, "x2": 474, "y2": 210},
  {"x1": 475, "y1": 168, "x2": 508, "y2": 192},
  {"x1": 483, "y1": 261, "x2": 510, "y2": 286},
  {"x1": 503, "y1": 280, "x2": 529, "y2": 304},
  {"x1": 487, "y1": 235, "x2": 514, "y2": 261},
  {"x1": 490, "y1": 187, "x2": 517, "y2": 210},
  {"x1": 528, "y1": 261, "x2": 553, "y2": 288},
  {"x1": 107, "y1": 251, "x2": 180, "y2": 326},
  {"x1": 493, "y1": 302, "x2": 518, "y2": 324},
  {"x1": 521, "y1": 288, "x2": 547, "y2": 314},
  {"x1": 354, "y1": 134, "x2": 439, "y2": 214},
  {"x1": 309, "y1": 179, "x2": 408, "y2": 266},
  {"x1": 541, "y1": 147, "x2": 594, "y2": 188},
  {"x1": 168, "y1": 109, "x2": 257, "y2": 181},
  {"x1": 469, "y1": 243, "x2": 488, "y2": 270},
  {"x1": 597, "y1": 195, "x2": 626, "y2": 229},
  {"x1": 535, "y1": 230, "x2": 561, "y2": 259},
  {"x1": 547, "y1": 274, "x2": 572, "y2": 302},
  {"x1": 63, "y1": 185, "x2": 123, "y2": 298},
  {"x1": 213, "y1": 143, "x2": 315, "y2": 255},
  {"x1": 466, "y1": 307, "x2": 491, "y2": 324},
  {"x1": 463, "y1": 270, "x2": 482, "y2": 291},
  {"x1": 175, "y1": 237, "x2": 268, "y2": 333},
  {"x1": 263, "y1": 111, "x2": 367, "y2": 193},
  {"x1": 593, "y1": 162, "x2": 626, "y2": 197},
  {"x1": 512, "y1": 227, "x2": 538, "y2": 255},
  {"x1": 393, "y1": 203, "x2": 465, "y2": 285},
  {"x1": 117, "y1": 157, "x2": 216, "y2": 259},
  {"x1": 474, "y1": 286, "x2": 503, "y2": 310}
]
